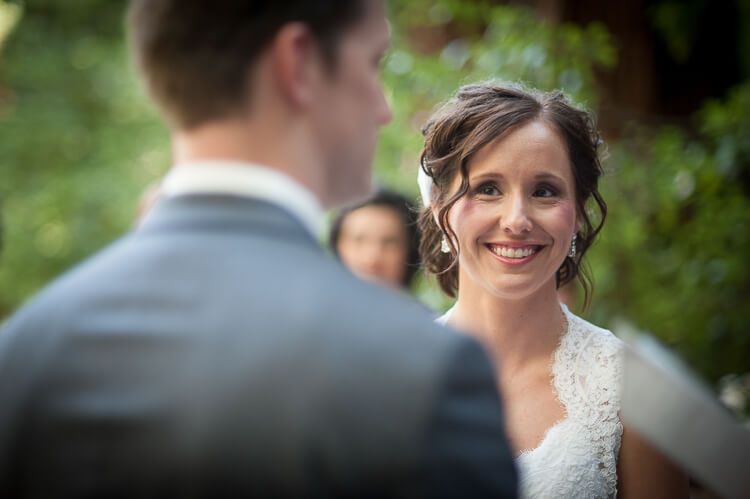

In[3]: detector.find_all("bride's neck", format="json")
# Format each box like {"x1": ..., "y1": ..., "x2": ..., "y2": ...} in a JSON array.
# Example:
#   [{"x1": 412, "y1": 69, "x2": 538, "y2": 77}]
[{"x1": 449, "y1": 273, "x2": 565, "y2": 370}]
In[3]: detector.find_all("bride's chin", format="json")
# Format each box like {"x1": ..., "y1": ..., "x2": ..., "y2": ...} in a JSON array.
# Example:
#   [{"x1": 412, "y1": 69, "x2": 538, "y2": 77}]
[{"x1": 486, "y1": 278, "x2": 554, "y2": 302}]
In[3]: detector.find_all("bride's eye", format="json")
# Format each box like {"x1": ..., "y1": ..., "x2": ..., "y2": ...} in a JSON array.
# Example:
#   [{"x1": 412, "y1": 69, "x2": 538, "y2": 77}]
[
  {"x1": 475, "y1": 182, "x2": 501, "y2": 197},
  {"x1": 533, "y1": 183, "x2": 559, "y2": 198}
]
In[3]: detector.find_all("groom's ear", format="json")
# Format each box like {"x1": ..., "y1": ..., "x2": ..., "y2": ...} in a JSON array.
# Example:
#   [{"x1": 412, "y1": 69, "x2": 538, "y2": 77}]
[{"x1": 268, "y1": 22, "x2": 323, "y2": 110}]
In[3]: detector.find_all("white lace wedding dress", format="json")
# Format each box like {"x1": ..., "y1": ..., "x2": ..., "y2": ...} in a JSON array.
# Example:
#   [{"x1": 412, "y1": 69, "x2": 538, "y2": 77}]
[{"x1": 437, "y1": 303, "x2": 624, "y2": 498}]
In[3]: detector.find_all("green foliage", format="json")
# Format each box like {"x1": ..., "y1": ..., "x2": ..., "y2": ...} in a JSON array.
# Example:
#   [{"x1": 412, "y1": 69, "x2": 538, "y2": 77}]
[
  {"x1": 589, "y1": 83, "x2": 750, "y2": 381},
  {"x1": 0, "y1": 0, "x2": 21, "y2": 52},
  {"x1": 648, "y1": 0, "x2": 707, "y2": 63},
  {"x1": 0, "y1": 0, "x2": 168, "y2": 315}
]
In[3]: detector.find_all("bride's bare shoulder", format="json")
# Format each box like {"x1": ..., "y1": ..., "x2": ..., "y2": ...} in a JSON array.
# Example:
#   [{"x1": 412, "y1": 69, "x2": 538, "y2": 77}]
[{"x1": 617, "y1": 423, "x2": 689, "y2": 498}]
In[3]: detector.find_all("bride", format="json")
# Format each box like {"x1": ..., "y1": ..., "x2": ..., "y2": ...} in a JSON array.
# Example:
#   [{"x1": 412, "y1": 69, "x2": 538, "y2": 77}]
[{"x1": 417, "y1": 82, "x2": 688, "y2": 498}]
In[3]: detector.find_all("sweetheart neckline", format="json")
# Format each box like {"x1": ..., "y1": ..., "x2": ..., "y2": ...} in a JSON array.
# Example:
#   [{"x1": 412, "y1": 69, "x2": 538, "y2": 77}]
[{"x1": 514, "y1": 416, "x2": 569, "y2": 460}]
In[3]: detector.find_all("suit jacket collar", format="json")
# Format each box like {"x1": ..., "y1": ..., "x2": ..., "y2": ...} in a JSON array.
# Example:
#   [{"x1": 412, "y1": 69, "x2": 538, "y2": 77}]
[
  {"x1": 161, "y1": 160, "x2": 324, "y2": 239},
  {"x1": 136, "y1": 194, "x2": 320, "y2": 249}
]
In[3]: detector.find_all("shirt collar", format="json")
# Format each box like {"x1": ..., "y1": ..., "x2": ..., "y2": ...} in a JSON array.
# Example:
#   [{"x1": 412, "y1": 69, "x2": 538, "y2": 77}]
[{"x1": 161, "y1": 160, "x2": 324, "y2": 238}]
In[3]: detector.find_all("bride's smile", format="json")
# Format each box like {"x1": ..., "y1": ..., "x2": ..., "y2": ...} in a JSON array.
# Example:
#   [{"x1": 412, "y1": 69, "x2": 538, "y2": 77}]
[{"x1": 487, "y1": 242, "x2": 542, "y2": 260}]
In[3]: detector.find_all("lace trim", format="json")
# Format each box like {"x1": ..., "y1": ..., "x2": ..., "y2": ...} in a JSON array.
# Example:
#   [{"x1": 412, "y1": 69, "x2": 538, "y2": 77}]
[
  {"x1": 555, "y1": 305, "x2": 623, "y2": 495},
  {"x1": 517, "y1": 304, "x2": 624, "y2": 498}
]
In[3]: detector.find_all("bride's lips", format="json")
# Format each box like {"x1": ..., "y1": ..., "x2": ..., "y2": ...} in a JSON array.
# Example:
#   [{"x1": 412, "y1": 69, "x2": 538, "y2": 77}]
[{"x1": 486, "y1": 242, "x2": 545, "y2": 265}]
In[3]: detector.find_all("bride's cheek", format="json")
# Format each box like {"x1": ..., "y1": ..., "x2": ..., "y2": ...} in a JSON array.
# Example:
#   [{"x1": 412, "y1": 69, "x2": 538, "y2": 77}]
[{"x1": 551, "y1": 200, "x2": 578, "y2": 230}]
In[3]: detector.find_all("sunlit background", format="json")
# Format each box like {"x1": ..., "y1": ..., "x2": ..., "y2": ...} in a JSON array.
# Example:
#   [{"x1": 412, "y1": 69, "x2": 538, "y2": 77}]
[{"x1": 0, "y1": 0, "x2": 748, "y2": 418}]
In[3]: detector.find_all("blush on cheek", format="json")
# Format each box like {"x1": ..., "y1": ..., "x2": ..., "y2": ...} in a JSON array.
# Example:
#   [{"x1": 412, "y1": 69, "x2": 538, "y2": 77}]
[
  {"x1": 555, "y1": 200, "x2": 579, "y2": 230},
  {"x1": 448, "y1": 199, "x2": 486, "y2": 233},
  {"x1": 445, "y1": 199, "x2": 463, "y2": 226}
]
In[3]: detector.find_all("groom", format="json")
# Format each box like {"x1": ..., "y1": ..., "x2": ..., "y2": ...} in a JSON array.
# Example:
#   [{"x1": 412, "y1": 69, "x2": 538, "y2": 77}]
[{"x1": 0, "y1": 1, "x2": 517, "y2": 496}]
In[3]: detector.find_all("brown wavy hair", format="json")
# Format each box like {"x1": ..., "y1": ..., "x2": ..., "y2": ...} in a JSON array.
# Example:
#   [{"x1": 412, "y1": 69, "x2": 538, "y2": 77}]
[{"x1": 418, "y1": 82, "x2": 607, "y2": 310}]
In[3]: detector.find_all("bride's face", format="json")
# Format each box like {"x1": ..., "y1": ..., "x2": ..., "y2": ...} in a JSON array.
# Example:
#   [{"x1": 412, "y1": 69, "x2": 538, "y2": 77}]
[{"x1": 444, "y1": 120, "x2": 579, "y2": 300}]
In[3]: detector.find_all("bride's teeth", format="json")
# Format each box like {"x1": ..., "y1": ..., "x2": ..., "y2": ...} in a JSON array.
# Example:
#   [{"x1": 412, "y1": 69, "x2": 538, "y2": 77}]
[{"x1": 491, "y1": 245, "x2": 537, "y2": 258}]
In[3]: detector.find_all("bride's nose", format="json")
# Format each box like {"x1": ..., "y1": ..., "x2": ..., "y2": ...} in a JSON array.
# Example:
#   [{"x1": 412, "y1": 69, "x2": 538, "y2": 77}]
[{"x1": 502, "y1": 194, "x2": 533, "y2": 234}]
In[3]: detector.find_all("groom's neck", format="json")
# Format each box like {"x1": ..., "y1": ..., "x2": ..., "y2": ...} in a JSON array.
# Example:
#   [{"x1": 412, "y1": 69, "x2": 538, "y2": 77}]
[{"x1": 171, "y1": 116, "x2": 328, "y2": 205}]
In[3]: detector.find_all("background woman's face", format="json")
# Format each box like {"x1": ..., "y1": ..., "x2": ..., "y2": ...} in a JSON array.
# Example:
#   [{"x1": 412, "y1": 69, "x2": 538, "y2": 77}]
[
  {"x1": 336, "y1": 205, "x2": 409, "y2": 288},
  {"x1": 445, "y1": 120, "x2": 579, "y2": 300}
]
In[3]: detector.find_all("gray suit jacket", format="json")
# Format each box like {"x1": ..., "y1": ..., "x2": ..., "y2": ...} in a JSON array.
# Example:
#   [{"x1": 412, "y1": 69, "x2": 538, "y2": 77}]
[{"x1": 0, "y1": 195, "x2": 517, "y2": 498}]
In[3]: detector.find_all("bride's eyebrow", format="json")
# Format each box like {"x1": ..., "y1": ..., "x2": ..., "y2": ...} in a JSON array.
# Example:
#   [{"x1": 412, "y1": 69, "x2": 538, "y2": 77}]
[
  {"x1": 469, "y1": 172, "x2": 504, "y2": 183},
  {"x1": 467, "y1": 171, "x2": 567, "y2": 185},
  {"x1": 533, "y1": 172, "x2": 566, "y2": 183}
]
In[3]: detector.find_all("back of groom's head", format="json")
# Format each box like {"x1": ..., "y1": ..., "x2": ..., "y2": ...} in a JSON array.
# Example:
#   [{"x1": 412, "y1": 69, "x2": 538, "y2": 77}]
[{"x1": 128, "y1": 0, "x2": 368, "y2": 130}]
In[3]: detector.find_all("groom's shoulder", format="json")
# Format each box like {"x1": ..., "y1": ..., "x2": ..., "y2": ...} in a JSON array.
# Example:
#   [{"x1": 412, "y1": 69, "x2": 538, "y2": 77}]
[
  {"x1": 297, "y1": 261, "x2": 478, "y2": 380},
  {"x1": 279, "y1": 250, "x2": 450, "y2": 338},
  {"x1": 1, "y1": 235, "x2": 131, "y2": 327}
]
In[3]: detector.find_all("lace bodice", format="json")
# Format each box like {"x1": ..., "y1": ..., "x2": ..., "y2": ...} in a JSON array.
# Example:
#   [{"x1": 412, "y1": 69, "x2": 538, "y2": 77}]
[{"x1": 437, "y1": 304, "x2": 624, "y2": 498}]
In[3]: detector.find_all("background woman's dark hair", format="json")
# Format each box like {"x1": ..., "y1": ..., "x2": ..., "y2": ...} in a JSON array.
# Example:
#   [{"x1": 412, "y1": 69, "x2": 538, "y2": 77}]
[
  {"x1": 330, "y1": 189, "x2": 421, "y2": 288},
  {"x1": 418, "y1": 82, "x2": 607, "y2": 310}
]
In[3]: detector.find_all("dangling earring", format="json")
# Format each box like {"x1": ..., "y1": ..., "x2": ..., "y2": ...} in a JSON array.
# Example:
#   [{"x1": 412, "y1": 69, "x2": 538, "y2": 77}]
[
  {"x1": 568, "y1": 233, "x2": 577, "y2": 258},
  {"x1": 441, "y1": 236, "x2": 451, "y2": 253}
]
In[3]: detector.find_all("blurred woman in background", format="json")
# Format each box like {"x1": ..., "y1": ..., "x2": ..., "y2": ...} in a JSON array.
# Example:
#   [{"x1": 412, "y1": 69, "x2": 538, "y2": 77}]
[{"x1": 329, "y1": 190, "x2": 420, "y2": 290}]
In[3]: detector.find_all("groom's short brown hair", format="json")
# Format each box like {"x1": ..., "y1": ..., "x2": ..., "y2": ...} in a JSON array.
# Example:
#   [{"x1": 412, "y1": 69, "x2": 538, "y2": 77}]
[{"x1": 128, "y1": 0, "x2": 368, "y2": 130}]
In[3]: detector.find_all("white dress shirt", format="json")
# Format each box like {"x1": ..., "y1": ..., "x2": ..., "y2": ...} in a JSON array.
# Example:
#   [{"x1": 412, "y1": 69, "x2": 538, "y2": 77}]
[{"x1": 160, "y1": 160, "x2": 324, "y2": 238}]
